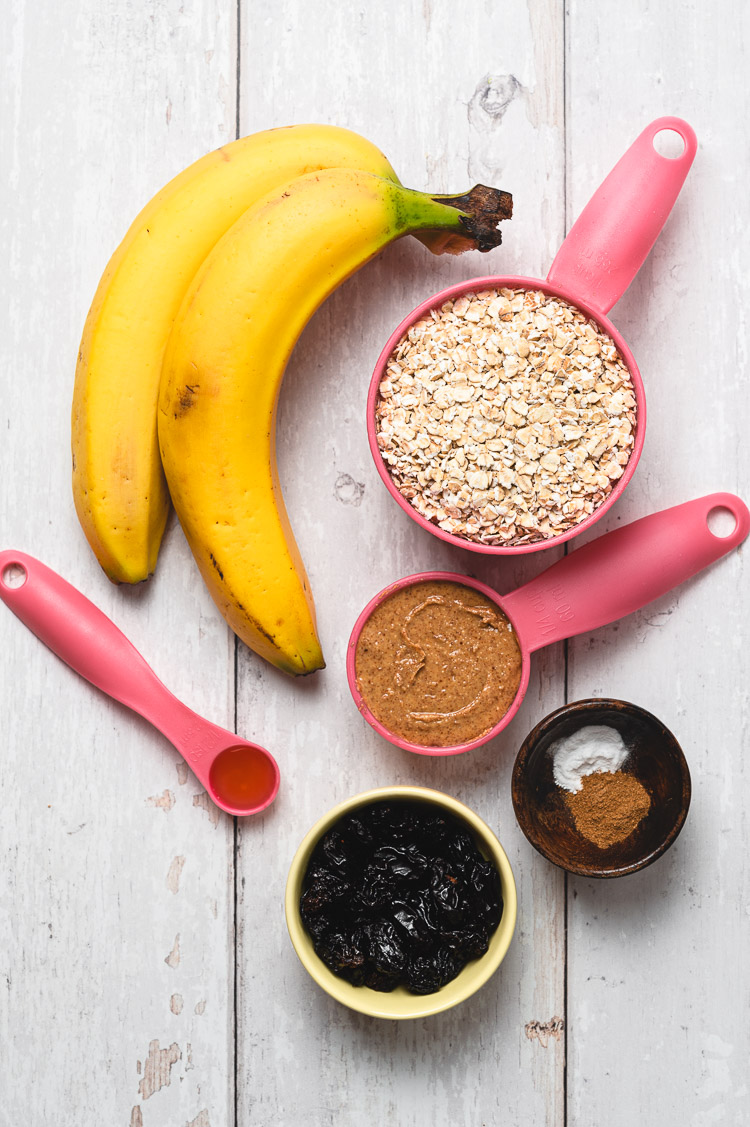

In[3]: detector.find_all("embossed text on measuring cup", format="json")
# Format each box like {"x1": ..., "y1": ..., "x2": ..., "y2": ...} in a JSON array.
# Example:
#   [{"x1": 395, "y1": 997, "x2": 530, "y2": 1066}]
[{"x1": 522, "y1": 582, "x2": 576, "y2": 640}]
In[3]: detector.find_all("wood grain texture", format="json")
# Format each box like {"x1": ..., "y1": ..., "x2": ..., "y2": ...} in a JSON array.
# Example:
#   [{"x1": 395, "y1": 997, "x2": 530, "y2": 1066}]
[
  {"x1": 0, "y1": 2, "x2": 237, "y2": 1123},
  {"x1": 3, "y1": 1, "x2": 748, "y2": 1124},
  {"x1": 236, "y1": 2, "x2": 566, "y2": 1124},
  {"x1": 565, "y1": 2, "x2": 750, "y2": 1124}
]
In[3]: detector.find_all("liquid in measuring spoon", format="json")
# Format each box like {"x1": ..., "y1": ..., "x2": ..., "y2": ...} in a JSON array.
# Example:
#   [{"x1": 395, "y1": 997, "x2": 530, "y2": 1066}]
[{"x1": 209, "y1": 745, "x2": 278, "y2": 812}]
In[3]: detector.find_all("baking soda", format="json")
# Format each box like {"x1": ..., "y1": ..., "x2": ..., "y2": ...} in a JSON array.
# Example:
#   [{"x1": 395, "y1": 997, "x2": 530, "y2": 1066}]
[{"x1": 550, "y1": 724, "x2": 628, "y2": 792}]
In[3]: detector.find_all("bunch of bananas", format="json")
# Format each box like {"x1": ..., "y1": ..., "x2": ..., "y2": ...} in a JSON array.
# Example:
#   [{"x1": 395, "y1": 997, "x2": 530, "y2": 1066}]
[{"x1": 71, "y1": 125, "x2": 512, "y2": 674}]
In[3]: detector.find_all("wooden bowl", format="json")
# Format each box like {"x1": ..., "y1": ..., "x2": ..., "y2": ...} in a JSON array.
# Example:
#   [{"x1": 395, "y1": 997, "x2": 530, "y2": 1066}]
[{"x1": 511, "y1": 699, "x2": 691, "y2": 878}]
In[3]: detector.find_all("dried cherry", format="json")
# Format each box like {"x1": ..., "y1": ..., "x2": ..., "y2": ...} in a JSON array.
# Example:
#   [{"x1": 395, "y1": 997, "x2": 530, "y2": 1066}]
[{"x1": 300, "y1": 801, "x2": 503, "y2": 995}]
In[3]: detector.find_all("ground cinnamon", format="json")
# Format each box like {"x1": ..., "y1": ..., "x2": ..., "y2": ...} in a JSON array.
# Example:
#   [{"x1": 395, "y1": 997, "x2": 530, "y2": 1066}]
[{"x1": 565, "y1": 771, "x2": 651, "y2": 849}]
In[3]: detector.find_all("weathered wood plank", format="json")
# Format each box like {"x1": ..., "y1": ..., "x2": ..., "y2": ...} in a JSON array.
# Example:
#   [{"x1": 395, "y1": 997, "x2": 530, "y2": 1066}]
[
  {"x1": 235, "y1": 2, "x2": 567, "y2": 1124},
  {"x1": 0, "y1": 2, "x2": 237, "y2": 1123},
  {"x1": 565, "y1": 3, "x2": 750, "y2": 1124},
  {"x1": 6, "y1": 3, "x2": 743, "y2": 1123}
]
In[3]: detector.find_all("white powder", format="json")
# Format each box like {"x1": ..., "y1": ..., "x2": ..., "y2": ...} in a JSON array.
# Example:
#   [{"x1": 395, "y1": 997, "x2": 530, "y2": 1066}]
[{"x1": 550, "y1": 724, "x2": 629, "y2": 793}]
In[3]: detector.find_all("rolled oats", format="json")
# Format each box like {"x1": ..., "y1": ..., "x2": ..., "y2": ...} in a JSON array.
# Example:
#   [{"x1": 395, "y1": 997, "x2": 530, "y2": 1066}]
[{"x1": 375, "y1": 288, "x2": 637, "y2": 546}]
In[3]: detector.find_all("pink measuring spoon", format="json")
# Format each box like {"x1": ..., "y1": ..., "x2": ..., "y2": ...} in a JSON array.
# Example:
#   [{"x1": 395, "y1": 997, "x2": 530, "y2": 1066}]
[
  {"x1": 368, "y1": 117, "x2": 698, "y2": 555},
  {"x1": 347, "y1": 493, "x2": 749, "y2": 756},
  {"x1": 0, "y1": 550, "x2": 280, "y2": 815}
]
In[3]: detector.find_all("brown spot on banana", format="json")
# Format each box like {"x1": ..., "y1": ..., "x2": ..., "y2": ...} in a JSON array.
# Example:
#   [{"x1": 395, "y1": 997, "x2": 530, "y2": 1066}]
[{"x1": 175, "y1": 384, "x2": 200, "y2": 417}]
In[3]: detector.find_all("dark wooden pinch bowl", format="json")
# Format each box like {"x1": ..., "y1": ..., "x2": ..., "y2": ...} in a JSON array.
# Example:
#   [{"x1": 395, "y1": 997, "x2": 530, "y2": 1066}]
[{"x1": 511, "y1": 699, "x2": 691, "y2": 878}]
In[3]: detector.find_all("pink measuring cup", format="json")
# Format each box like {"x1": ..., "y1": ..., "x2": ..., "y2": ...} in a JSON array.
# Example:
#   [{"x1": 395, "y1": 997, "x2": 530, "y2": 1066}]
[
  {"x1": 0, "y1": 550, "x2": 280, "y2": 815},
  {"x1": 346, "y1": 493, "x2": 749, "y2": 756},
  {"x1": 368, "y1": 117, "x2": 698, "y2": 555}
]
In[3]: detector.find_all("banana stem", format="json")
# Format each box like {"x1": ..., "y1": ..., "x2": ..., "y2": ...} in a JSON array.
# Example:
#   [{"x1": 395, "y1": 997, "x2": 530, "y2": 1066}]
[{"x1": 413, "y1": 184, "x2": 513, "y2": 256}]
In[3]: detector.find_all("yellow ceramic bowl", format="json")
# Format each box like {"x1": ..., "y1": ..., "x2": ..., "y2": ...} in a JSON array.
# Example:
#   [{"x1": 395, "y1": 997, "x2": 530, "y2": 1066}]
[{"x1": 285, "y1": 786, "x2": 517, "y2": 1020}]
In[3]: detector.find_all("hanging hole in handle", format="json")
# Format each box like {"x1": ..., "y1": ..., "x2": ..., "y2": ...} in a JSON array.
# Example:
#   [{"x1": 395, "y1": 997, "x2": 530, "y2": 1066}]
[
  {"x1": 707, "y1": 506, "x2": 737, "y2": 538},
  {"x1": 653, "y1": 129, "x2": 686, "y2": 160},
  {"x1": 1, "y1": 562, "x2": 27, "y2": 589}
]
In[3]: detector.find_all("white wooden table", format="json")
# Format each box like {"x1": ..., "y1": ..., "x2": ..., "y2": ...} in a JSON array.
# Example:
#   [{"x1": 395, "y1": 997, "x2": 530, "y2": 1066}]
[{"x1": 2, "y1": 3, "x2": 748, "y2": 1124}]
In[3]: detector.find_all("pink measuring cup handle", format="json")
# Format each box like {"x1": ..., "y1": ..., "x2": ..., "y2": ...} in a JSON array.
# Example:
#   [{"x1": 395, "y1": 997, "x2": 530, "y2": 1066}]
[
  {"x1": 546, "y1": 117, "x2": 697, "y2": 316},
  {"x1": 0, "y1": 550, "x2": 224, "y2": 780},
  {"x1": 502, "y1": 493, "x2": 749, "y2": 653}
]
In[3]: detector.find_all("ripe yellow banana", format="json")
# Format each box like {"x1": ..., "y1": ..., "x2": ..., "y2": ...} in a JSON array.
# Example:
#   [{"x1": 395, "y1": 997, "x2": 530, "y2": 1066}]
[
  {"x1": 158, "y1": 169, "x2": 512, "y2": 675},
  {"x1": 72, "y1": 125, "x2": 402, "y2": 585}
]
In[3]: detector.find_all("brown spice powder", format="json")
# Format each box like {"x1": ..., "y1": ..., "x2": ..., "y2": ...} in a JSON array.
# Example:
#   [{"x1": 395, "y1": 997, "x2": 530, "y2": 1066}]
[{"x1": 565, "y1": 771, "x2": 651, "y2": 849}]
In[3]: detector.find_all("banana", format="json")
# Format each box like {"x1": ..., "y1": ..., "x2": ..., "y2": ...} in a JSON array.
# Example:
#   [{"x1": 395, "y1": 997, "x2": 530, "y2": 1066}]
[
  {"x1": 158, "y1": 169, "x2": 512, "y2": 675},
  {"x1": 72, "y1": 125, "x2": 403, "y2": 585}
]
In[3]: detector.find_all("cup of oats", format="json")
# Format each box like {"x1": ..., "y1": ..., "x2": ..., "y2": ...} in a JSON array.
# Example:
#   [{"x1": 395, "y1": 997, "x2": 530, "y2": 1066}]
[{"x1": 368, "y1": 118, "x2": 697, "y2": 554}]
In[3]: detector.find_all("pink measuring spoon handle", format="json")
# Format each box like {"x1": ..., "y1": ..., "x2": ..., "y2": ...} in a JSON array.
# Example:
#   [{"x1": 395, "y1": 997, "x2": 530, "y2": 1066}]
[
  {"x1": 502, "y1": 494, "x2": 749, "y2": 653},
  {"x1": 546, "y1": 117, "x2": 697, "y2": 316},
  {"x1": 0, "y1": 549, "x2": 222, "y2": 778}
]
